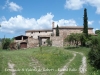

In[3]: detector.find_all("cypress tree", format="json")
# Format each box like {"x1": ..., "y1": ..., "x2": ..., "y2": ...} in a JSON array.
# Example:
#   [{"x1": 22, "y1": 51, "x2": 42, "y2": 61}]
[
  {"x1": 56, "y1": 25, "x2": 59, "y2": 36},
  {"x1": 83, "y1": 8, "x2": 88, "y2": 38}
]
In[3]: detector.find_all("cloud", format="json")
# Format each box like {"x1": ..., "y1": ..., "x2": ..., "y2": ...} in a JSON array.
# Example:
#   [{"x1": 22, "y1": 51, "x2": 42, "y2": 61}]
[
  {"x1": 0, "y1": 13, "x2": 78, "y2": 34},
  {"x1": 64, "y1": 0, "x2": 100, "y2": 14},
  {"x1": 2, "y1": 0, "x2": 22, "y2": 12},
  {"x1": 54, "y1": 19, "x2": 77, "y2": 27},
  {"x1": 87, "y1": 0, "x2": 100, "y2": 14},
  {"x1": 88, "y1": 21, "x2": 94, "y2": 25},
  {"x1": 64, "y1": 0, "x2": 86, "y2": 10},
  {"x1": 8, "y1": 2, "x2": 22, "y2": 11}
]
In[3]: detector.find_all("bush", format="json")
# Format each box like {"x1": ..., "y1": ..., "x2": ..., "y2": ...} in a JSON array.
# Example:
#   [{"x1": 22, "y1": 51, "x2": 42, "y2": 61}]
[
  {"x1": 2, "y1": 38, "x2": 11, "y2": 50},
  {"x1": 46, "y1": 39, "x2": 52, "y2": 46},
  {"x1": 88, "y1": 35, "x2": 100, "y2": 69}
]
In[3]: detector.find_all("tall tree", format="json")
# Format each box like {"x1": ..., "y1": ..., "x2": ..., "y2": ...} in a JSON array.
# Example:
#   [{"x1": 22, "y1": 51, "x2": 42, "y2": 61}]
[
  {"x1": 83, "y1": 8, "x2": 88, "y2": 38},
  {"x1": 56, "y1": 25, "x2": 59, "y2": 36}
]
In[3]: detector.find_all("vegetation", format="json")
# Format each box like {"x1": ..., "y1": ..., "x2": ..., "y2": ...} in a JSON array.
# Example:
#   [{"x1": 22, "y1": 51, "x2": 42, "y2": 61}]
[
  {"x1": 95, "y1": 30, "x2": 100, "y2": 35},
  {"x1": 64, "y1": 33, "x2": 86, "y2": 47},
  {"x1": 46, "y1": 38, "x2": 52, "y2": 46},
  {"x1": 83, "y1": 8, "x2": 88, "y2": 38},
  {"x1": 0, "y1": 47, "x2": 73, "y2": 75},
  {"x1": 56, "y1": 25, "x2": 59, "y2": 36},
  {"x1": 88, "y1": 35, "x2": 100, "y2": 69},
  {"x1": 64, "y1": 53, "x2": 82, "y2": 75},
  {"x1": 0, "y1": 45, "x2": 100, "y2": 75},
  {"x1": 2, "y1": 38, "x2": 11, "y2": 50},
  {"x1": 82, "y1": 8, "x2": 88, "y2": 46},
  {"x1": 64, "y1": 47, "x2": 100, "y2": 75},
  {"x1": 0, "y1": 51, "x2": 2, "y2": 73}
]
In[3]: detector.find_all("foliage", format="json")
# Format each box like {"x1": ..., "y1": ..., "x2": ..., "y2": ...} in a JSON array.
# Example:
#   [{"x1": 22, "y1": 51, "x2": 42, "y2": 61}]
[
  {"x1": 88, "y1": 35, "x2": 100, "y2": 69},
  {"x1": 64, "y1": 33, "x2": 85, "y2": 47},
  {"x1": 83, "y1": 8, "x2": 88, "y2": 38},
  {"x1": 0, "y1": 53, "x2": 2, "y2": 72},
  {"x1": 46, "y1": 38, "x2": 52, "y2": 46},
  {"x1": 0, "y1": 38, "x2": 2, "y2": 48},
  {"x1": 2, "y1": 38, "x2": 11, "y2": 50},
  {"x1": 56, "y1": 25, "x2": 59, "y2": 36},
  {"x1": 95, "y1": 30, "x2": 100, "y2": 35}
]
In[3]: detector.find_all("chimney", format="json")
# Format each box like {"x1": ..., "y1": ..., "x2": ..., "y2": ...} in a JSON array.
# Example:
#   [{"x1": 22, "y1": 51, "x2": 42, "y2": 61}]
[{"x1": 52, "y1": 22, "x2": 54, "y2": 28}]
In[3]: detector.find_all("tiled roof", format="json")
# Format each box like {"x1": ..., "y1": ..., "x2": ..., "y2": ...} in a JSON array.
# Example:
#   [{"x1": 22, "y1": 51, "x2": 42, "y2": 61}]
[
  {"x1": 25, "y1": 26, "x2": 93, "y2": 32},
  {"x1": 26, "y1": 29, "x2": 52, "y2": 32},
  {"x1": 53, "y1": 26, "x2": 93, "y2": 29}
]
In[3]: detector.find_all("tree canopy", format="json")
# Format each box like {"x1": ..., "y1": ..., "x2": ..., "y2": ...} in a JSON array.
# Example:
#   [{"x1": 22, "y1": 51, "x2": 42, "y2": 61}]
[
  {"x1": 64, "y1": 33, "x2": 85, "y2": 47},
  {"x1": 95, "y1": 30, "x2": 100, "y2": 35}
]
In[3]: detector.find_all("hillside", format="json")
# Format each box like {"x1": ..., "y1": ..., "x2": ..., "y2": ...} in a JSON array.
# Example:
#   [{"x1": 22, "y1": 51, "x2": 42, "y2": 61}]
[{"x1": 0, "y1": 47, "x2": 100, "y2": 75}]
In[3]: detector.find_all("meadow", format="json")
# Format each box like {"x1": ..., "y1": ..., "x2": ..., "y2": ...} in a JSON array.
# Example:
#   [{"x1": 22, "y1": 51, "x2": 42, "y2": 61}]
[{"x1": 0, "y1": 46, "x2": 100, "y2": 75}]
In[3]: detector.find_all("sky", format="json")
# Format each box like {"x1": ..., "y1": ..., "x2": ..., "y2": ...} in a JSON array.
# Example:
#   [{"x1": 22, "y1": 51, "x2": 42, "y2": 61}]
[{"x1": 0, "y1": 0, "x2": 100, "y2": 38}]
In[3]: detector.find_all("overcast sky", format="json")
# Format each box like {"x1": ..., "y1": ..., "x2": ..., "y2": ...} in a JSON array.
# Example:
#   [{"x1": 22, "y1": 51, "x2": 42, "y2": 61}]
[{"x1": 0, "y1": 0, "x2": 100, "y2": 38}]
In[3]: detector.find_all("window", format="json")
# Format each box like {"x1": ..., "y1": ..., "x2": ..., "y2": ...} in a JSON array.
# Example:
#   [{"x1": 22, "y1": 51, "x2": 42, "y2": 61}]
[
  {"x1": 39, "y1": 31, "x2": 40, "y2": 33},
  {"x1": 44, "y1": 42, "x2": 45, "y2": 44}
]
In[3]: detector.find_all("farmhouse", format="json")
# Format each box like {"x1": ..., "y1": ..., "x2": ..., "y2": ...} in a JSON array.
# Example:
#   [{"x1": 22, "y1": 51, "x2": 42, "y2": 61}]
[{"x1": 14, "y1": 22, "x2": 94, "y2": 48}]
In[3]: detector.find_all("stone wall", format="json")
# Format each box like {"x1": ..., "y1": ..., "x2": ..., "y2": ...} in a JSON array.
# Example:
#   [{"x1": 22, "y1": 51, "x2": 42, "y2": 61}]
[
  {"x1": 27, "y1": 37, "x2": 39, "y2": 48},
  {"x1": 25, "y1": 26, "x2": 94, "y2": 48},
  {"x1": 51, "y1": 36, "x2": 63, "y2": 47},
  {"x1": 26, "y1": 31, "x2": 52, "y2": 39}
]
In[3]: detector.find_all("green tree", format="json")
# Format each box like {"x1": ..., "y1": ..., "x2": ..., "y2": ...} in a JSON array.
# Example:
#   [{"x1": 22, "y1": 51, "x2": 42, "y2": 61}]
[
  {"x1": 95, "y1": 30, "x2": 100, "y2": 35},
  {"x1": 88, "y1": 35, "x2": 100, "y2": 69},
  {"x1": 2, "y1": 38, "x2": 11, "y2": 50},
  {"x1": 64, "y1": 33, "x2": 83, "y2": 47},
  {"x1": 56, "y1": 25, "x2": 59, "y2": 36},
  {"x1": 83, "y1": 8, "x2": 88, "y2": 37}
]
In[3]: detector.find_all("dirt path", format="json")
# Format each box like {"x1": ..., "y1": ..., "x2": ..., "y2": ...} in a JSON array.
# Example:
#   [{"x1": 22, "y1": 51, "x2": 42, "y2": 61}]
[
  {"x1": 57, "y1": 51, "x2": 87, "y2": 75},
  {"x1": 8, "y1": 62, "x2": 16, "y2": 75},
  {"x1": 79, "y1": 55, "x2": 87, "y2": 75},
  {"x1": 72, "y1": 51, "x2": 87, "y2": 75},
  {"x1": 57, "y1": 53, "x2": 76, "y2": 75}
]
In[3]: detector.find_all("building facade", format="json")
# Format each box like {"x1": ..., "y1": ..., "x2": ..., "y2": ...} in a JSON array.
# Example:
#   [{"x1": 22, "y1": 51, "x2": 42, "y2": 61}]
[{"x1": 25, "y1": 22, "x2": 93, "y2": 47}]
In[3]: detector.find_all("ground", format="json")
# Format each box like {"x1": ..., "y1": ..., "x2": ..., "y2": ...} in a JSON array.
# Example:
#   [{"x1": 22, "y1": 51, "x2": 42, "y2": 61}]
[{"x1": 0, "y1": 47, "x2": 100, "y2": 75}]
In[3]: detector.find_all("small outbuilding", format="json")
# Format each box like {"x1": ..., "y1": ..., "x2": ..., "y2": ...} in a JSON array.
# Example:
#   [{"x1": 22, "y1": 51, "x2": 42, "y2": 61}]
[
  {"x1": 20, "y1": 42, "x2": 27, "y2": 49},
  {"x1": 14, "y1": 35, "x2": 28, "y2": 49}
]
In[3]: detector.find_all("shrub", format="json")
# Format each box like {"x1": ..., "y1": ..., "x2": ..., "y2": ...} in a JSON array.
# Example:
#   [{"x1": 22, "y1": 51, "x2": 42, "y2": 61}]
[
  {"x1": 2, "y1": 38, "x2": 11, "y2": 50},
  {"x1": 88, "y1": 35, "x2": 100, "y2": 69},
  {"x1": 46, "y1": 39, "x2": 52, "y2": 46}
]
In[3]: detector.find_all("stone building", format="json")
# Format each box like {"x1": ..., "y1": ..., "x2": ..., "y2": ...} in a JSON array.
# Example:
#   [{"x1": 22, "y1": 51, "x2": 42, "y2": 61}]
[
  {"x1": 25, "y1": 22, "x2": 94, "y2": 48},
  {"x1": 14, "y1": 35, "x2": 28, "y2": 49}
]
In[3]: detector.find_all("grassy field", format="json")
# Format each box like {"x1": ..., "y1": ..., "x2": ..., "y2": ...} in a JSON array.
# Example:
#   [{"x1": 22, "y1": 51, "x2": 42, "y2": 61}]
[
  {"x1": 0, "y1": 47, "x2": 73, "y2": 75},
  {"x1": 64, "y1": 47, "x2": 100, "y2": 75},
  {"x1": 0, "y1": 46, "x2": 100, "y2": 75}
]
